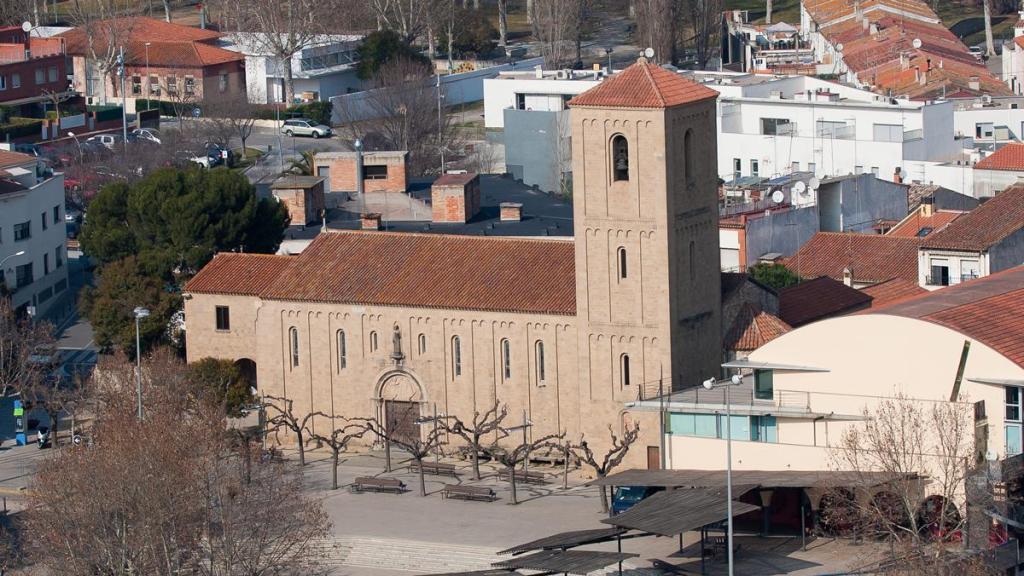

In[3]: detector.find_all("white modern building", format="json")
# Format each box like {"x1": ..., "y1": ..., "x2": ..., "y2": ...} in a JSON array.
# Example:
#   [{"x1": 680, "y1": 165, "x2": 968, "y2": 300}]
[
  {"x1": 221, "y1": 33, "x2": 364, "y2": 104},
  {"x1": 482, "y1": 67, "x2": 603, "y2": 129},
  {"x1": 0, "y1": 149, "x2": 69, "y2": 320}
]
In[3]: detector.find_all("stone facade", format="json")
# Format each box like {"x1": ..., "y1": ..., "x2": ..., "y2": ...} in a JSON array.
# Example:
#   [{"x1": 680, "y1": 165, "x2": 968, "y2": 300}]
[
  {"x1": 184, "y1": 62, "x2": 722, "y2": 465},
  {"x1": 315, "y1": 151, "x2": 408, "y2": 194}
]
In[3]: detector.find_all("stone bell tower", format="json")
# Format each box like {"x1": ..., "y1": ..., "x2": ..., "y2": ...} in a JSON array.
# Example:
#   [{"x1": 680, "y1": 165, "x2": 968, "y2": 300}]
[{"x1": 568, "y1": 58, "x2": 722, "y2": 421}]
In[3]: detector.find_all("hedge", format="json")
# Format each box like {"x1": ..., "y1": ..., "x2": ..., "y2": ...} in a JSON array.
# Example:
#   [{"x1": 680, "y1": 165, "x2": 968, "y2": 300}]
[
  {"x1": 0, "y1": 117, "x2": 43, "y2": 139},
  {"x1": 87, "y1": 104, "x2": 123, "y2": 123},
  {"x1": 253, "y1": 101, "x2": 333, "y2": 126}
]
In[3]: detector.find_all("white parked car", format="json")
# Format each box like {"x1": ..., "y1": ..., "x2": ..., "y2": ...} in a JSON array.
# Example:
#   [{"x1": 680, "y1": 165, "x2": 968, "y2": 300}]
[
  {"x1": 86, "y1": 133, "x2": 121, "y2": 150},
  {"x1": 132, "y1": 127, "x2": 162, "y2": 145},
  {"x1": 281, "y1": 118, "x2": 332, "y2": 139}
]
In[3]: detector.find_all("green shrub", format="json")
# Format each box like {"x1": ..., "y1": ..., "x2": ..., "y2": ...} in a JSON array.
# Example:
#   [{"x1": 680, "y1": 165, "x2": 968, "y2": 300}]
[{"x1": 0, "y1": 117, "x2": 43, "y2": 139}]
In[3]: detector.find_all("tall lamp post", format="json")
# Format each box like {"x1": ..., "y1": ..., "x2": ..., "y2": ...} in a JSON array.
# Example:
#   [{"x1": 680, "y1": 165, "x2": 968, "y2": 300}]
[
  {"x1": 0, "y1": 250, "x2": 26, "y2": 290},
  {"x1": 145, "y1": 42, "x2": 151, "y2": 112},
  {"x1": 702, "y1": 373, "x2": 744, "y2": 576},
  {"x1": 67, "y1": 131, "x2": 82, "y2": 164},
  {"x1": 116, "y1": 46, "x2": 128, "y2": 155},
  {"x1": 133, "y1": 306, "x2": 150, "y2": 420}
]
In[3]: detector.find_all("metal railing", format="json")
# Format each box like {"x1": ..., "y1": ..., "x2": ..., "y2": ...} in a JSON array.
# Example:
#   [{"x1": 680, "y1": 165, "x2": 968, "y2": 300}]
[
  {"x1": 925, "y1": 275, "x2": 949, "y2": 286},
  {"x1": 639, "y1": 383, "x2": 811, "y2": 411}
]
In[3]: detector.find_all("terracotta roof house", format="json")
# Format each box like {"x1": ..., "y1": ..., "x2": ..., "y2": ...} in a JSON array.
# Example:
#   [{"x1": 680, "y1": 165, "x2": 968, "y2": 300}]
[
  {"x1": 975, "y1": 143, "x2": 1024, "y2": 198},
  {"x1": 59, "y1": 17, "x2": 245, "y2": 105},
  {"x1": 860, "y1": 277, "x2": 927, "y2": 308},
  {"x1": 778, "y1": 276, "x2": 872, "y2": 327},
  {"x1": 906, "y1": 183, "x2": 978, "y2": 212},
  {"x1": 801, "y1": 0, "x2": 1007, "y2": 98},
  {"x1": 887, "y1": 200, "x2": 965, "y2": 238},
  {"x1": 723, "y1": 302, "x2": 791, "y2": 357},
  {"x1": 783, "y1": 232, "x2": 923, "y2": 287},
  {"x1": 917, "y1": 184, "x2": 1024, "y2": 289}
]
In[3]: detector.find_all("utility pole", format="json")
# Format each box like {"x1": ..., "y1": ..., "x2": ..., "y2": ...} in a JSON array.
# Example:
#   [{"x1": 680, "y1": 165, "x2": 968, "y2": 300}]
[
  {"x1": 436, "y1": 73, "x2": 445, "y2": 174},
  {"x1": 117, "y1": 46, "x2": 128, "y2": 156}
]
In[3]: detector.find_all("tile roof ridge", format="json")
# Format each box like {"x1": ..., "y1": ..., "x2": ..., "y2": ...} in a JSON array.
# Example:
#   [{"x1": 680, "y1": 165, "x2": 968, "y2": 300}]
[
  {"x1": 321, "y1": 228, "x2": 573, "y2": 244},
  {"x1": 641, "y1": 62, "x2": 666, "y2": 107}
]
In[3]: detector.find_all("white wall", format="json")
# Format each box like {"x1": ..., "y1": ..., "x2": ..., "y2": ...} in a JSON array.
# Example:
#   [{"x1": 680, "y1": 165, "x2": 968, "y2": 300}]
[
  {"x1": 954, "y1": 106, "x2": 1024, "y2": 142},
  {"x1": 0, "y1": 166, "x2": 69, "y2": 319},
  {"x1": 483, "y1": 74, "x2": 599, "y2": 128},
  {"x1": 918, "y1": 249, "x2": 987, "y2": 289},
  {"x1": 720, "y1": 228, "x2": 741, "y2": 272}
]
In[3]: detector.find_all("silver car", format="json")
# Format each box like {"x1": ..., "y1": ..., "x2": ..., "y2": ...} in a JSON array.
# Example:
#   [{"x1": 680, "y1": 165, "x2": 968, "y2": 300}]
[{"x1": 281, "y1": 118, "x2": 332, "y2": 139}]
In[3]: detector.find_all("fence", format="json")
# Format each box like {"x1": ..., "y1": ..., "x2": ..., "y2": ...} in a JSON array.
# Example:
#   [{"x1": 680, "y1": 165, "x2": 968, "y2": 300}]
[{"x1": 330, "y1": 57, "x2": 544, "y2": 124}]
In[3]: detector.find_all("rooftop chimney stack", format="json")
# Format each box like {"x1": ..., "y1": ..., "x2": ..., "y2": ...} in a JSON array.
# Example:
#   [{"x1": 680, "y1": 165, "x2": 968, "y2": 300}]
[
  {"x1": 361, "y1": 213, "x2": 382, "y2": 231},
  {"x1": 921, "y1": 196, "x2": 935, "y2": 217},
  {"x1": 842, "y1": 267, "x2": 853, "y2": 287},
  {"x1": 500, "y1": 202, "x2": 523, "y2": 222}
]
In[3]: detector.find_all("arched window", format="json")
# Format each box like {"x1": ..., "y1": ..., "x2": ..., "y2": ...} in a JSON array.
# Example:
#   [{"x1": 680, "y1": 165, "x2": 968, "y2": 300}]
[
  {"x1": 501, "y1": 338, "x2": 511, "y2": 381},
  {"x1": 684, "y1": 129, "x2": 694, "y2": 184},
  {"x1": 612, "y1": 134, "x2": 629, "y2": 181},
  {"x1": 289, "y1": 327, "x2": 299, "y2": 368},
  {"x1": 452, "y1": 336, "x2": 462, "y2": 377},
  {"x1": 336, "y1": 329, "x2": 346, "y2": 371},
  {"x1": 535, "y1": 340, "x2": 546, "y2": 385},
  {"x1": 620, "y1": 354, "x2": 631, "y2": 387},
  {"x1": 369, "y1": 331, "x2": 378, "y2": 352},
  {"x1": 617, "y1": 246, "x2": 628, "y2": 280},
  {"x1": 418, "y1": 333, "x2": 427, "y2": 355}
]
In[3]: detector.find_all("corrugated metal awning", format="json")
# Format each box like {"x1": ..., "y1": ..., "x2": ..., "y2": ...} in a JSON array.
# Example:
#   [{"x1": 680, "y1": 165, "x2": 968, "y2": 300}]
[
  {"x1": 601, "y1": 486, "x2": 760, "y2": 537},
  {"x1": 492, "y1": 550, "x2": 637, "y2": 575},
  {"x1": 498, "y1": 527, "x2": 627, "y2": 556}
]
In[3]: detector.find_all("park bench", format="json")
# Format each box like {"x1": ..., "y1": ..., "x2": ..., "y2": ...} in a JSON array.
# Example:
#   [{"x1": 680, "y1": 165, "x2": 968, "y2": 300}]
[
  {"x1": 408, "y1": 461, "x2": 458, "y2": 476},
  {"x1": 442, "y1": 484, "x2": 496, "y2": 502},
  {"x1": 497, "y1": 468, "x2": 546, "y2": 484},
  {"x1": 350, "y1": 477, "x2": 405, "y2": 494}
]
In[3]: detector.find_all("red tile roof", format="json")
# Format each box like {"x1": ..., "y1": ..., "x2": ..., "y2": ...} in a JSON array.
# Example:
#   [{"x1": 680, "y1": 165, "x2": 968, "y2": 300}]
[
  {"x1": 860, "y1": 277, "x2": 928, "y2": 308},
  {"x1": 0, "y1": 149, "x2": 36, "y2": 169},
  {"x1": 783, "y1": 232, "x2": 923, "y2": 284},
  {"x1": 779, "y1": 276, "x2": 872, "y2": 327},
  {"x1": 871, "y1": 266, "x2": 1024, "y2": 369},
  {"x1": 187, "y1": 231, "x2": 577, "y2": 315},
  {"x1": 975, "y1": 143, "x2": 1024, "y2": 171},
  {"x1": 184, "y1": 253, "x2": 293, "y2": 296},
  {"x1": 569, "y1": 59, "x2": 718, "y2": 109},
  {"x1": 921, "y1": 185, "x2": 1024, "y2": 251},
  {"x1": 60, "y1": 17, "x2": 239, "y2": 67},
  {"x1": 887, "y1": 208, "x2": 965, "y2": 238},
  {"x1": 724, "y1": 303, "x2": 792, "y2": 351}
]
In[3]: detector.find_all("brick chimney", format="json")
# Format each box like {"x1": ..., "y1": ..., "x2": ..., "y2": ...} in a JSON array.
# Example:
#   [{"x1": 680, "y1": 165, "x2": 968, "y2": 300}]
[
  {"x1": 969, "y1": 76, "x2": 980, "y2": 91},
  {"x1": 431, "y1": 172, "x2": 480, "y2": 223},
  {"x1": 361, "y1": 213, "x2": 382, "y2": 230},
  {"x1": 500, "y1": 202, "x2": 523, "y2": 222},
  {"x1": 893, "y1": 166, "x2": 903, "y2": 183},
  {"x1": 921, "y1": 195, "x2": 935, "y2": 217}
]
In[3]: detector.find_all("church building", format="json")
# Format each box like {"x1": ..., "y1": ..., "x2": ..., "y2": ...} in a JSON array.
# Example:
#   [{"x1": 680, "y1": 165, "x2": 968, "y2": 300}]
[{"x1": 183, "y1": 60, "x2": 723, "y2": 461}]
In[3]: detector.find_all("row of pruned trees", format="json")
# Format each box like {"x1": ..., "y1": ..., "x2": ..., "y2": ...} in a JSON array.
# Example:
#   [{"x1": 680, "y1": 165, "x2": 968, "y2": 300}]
[{"x1": 264, "y1": 395, "x2": 640, "y2": 508}]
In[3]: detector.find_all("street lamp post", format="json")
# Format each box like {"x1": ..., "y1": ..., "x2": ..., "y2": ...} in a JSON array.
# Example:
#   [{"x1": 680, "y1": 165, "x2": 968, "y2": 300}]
[
  {"x1": 0, "y1": 250, "x2": 26, "y2": 291},
  {"x1": 117, "y1": 46, "x2": 128, "y2": 156},
  {"x1": 145, "y1": 42, "x2": 151, "y2": 112},
  {"x1": 67, "y1": 131, "x2": 82, "y2": 164},
  {"x1": 702, "y1": 374, "x2": 744, "y2": 576},
  {"x1": 133, "y1": 306, "x2": 150, "y2": 421}
]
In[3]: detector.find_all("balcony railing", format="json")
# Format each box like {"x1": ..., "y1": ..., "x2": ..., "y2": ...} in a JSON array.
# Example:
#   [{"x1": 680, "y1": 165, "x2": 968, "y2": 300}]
[
  {"x1": 638, "y1": 382, "x2": 811, "y2": 412},
  {"x1": 925, "y1": 275, "x2": 949, "y2": 286}
]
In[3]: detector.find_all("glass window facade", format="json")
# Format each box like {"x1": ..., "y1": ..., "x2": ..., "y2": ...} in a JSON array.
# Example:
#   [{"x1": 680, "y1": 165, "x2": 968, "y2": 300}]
[
  {"x1": 668, "y1": 413, "x2": 777, "y2": 443},
  {"x1": 1007, "y1": 386, "x2": 1022, "y2": 456}
]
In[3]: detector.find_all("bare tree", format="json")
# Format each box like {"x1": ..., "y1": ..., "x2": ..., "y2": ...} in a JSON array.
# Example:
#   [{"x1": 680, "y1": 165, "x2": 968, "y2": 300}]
[
  {"x1": 633, "y1": 0, "x2": 676, "y2": 63},
  {"x1": 441, "y1": 400, "x2": 509, "y2": 480},
  {"x1": 229, "y1": 0, "x2": 337, "y2": 104},
  {"x1": 205, "y1": 95, "x2": 258, "y2": 155},
  {"x1": 498, "y1": 0, "x2": 509, "y2": 47},
  {"x1": 679, "y1": 0, "x2": 722, "y2": 69},
  {"x1": 265, "y1": 395, "x2": 318, "y2": 466},
  {"x1": 0, "y1": 297, "x2": 55, "y2": 398},
  {"x1": 20, "y1": 369, "x2": 86, "y2": 448},
  {"x1": 0, "y1": 0, "x2": 34, "y2": 26},
  {"x1": 495, "y1": 432, "x2": 565, "y2": 505},
  {"x1": 66, "y1": 0, "x2": 137, "y2": 103},
  {"x1": 531, "y1": 0, "x2": 581, "y2": 68},
  {"x1": 338, "y1": 57, "x2": 463, "y2": 177},
  {"x1": 368, "y1": 0, "x2": 430, "y2": 44},
  {"x1": 365, "y1": 409, "x2": 447, "y2": 497},
  {"x1": 310, "y1": 414, "x2": 370, "y2": 490},
  {"x1": 983, "y1": 0, "x2": 995, "y2": 57},
  {"x1": 25, "y1": 352, "x2": 329, "y2": 576},
  {"x1": 828, "y1": 394, "x2": 979, "y2": 563},
  {"x1": 574, "y1": 423, "x2": 640, "y2": 513}
]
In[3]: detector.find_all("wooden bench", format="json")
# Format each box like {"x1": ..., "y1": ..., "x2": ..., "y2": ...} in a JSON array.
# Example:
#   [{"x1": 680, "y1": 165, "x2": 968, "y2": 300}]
[
  {"x1": 442, "y1": 484, "x2": 496, "y2": 502},
  {"x1": 408, "y1": 461, "x2": 458, "y2": 476},
  {"x1": 350, "y1": 477, "x2": 405, "y2": 494},
  {"x1": 497, "y1": 468, "x2": 546, "y2": 484}
]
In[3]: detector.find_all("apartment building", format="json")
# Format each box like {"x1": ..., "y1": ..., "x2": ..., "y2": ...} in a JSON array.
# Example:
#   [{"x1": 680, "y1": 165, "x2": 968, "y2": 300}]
[
  {"x1": 0, "y1": 26, "x2": 68, "y2": 114},
  {"x1": 0, "y1": 149, "x2": 68, "y2": 320}
]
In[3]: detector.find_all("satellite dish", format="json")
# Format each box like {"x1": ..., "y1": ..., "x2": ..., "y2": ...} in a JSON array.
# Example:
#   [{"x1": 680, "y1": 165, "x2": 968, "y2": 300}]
[
  {"x1": 836, "y1": 43, "x2": 844, "y2": 52},
  {"x1": 644, "y1": 47, "x2": 655, "y2": 59},
  {"x1": 912, "y1": 38, "x2": 922, "y2": 49},
  {"x1": 793, "y1": 180, "x2": 807, "y2": 195},
  {"x1": 808, "y1": 177, "x2": 820, "y2": 190},
  {"x1": 21, "y1": 21, "x2": 31, "y2": 33},
  {"x1": 771, "y1": 189, "x2": 785, "y2": 204}
]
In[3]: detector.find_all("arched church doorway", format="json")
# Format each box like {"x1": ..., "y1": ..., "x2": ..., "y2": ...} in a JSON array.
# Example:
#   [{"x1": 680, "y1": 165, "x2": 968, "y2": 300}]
[
  {"x1": 234, "y1": 358, "x2": 257, "y2": 392},
  {"x1": 377, "y1": 371, "x2": 424, "y2": 446}
]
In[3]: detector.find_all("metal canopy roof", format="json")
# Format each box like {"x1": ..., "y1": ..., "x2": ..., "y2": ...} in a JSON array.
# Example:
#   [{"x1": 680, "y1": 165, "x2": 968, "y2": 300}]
[
  {"x1": 969, "y1": 377, "x2": 1024, "y2": 386},
  {"x1": 420, "y1": 571, "x2": 521, "y2": 576},
  {"x1": 590, "y1": 468, "x2": 908, "y2": 489},
  {"x1": 498, "y1": 527, "x2": 627, "y2": 556},
  {"x1": 720, "y1": 359, "x2": 829, "y2": 372},
  {"x1": 492, "y1": 550, "x2": 638, "y2": 575},
  {"x1": 601, "y1": 486, "x2": 760, "y2": 537}
]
